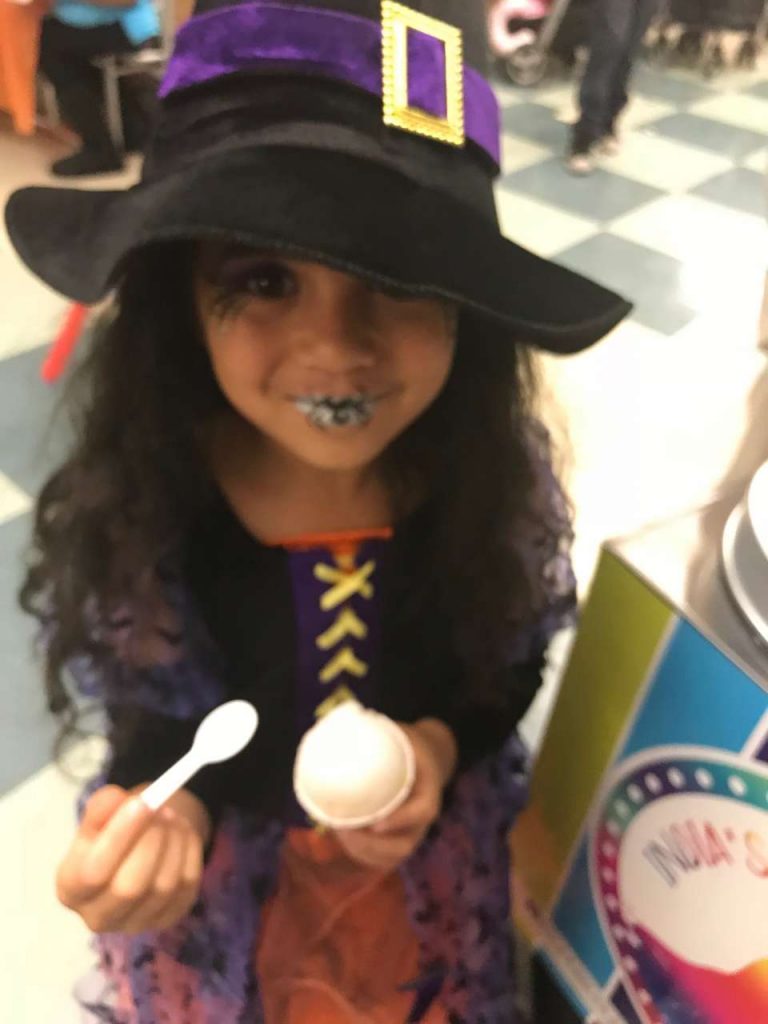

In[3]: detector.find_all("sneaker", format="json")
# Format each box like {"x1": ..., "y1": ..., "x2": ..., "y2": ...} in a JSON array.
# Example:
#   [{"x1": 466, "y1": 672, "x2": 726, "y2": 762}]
[
  {"x1": 51, "y1": 147, "x2": 123, "y2": 177},
  {"x1": 566, "y1": 151, "x2": 594, "y2": 176}
]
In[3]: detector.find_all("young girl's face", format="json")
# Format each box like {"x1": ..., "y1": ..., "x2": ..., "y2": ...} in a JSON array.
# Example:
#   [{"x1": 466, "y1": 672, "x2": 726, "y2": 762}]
[{"x1": 195, "y1": 245, "x2": 457, "y2": 472}]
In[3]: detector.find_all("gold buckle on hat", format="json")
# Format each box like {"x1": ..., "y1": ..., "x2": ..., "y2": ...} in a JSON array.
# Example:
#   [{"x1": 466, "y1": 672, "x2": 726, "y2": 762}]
[{"x1": 381, "y1": 1, "x2": 465, "y2": 147}]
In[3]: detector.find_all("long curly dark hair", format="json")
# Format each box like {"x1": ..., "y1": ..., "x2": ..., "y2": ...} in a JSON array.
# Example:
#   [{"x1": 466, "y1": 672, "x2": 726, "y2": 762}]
[{"x1": 20, "y1": 241, "x2": 573, "y2": 754}]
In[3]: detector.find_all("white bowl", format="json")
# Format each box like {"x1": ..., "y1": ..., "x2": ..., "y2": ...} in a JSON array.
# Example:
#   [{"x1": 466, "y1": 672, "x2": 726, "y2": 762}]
[
  {"x1": 294, "y1": 701, "x2": 415, "y2": 830},
  {"x1": 722, "y1": 460, "x2": 768, "y2": 646}
]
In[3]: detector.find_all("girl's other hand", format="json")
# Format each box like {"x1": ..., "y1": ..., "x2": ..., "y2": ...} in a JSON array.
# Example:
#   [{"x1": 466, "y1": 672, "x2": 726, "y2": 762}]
[
  {"x1": 56, "y1": 785, "x2": 208, "y2": 935},
  {"x1": 334, "y1": 719, "x2": 457, "y2": 872}
]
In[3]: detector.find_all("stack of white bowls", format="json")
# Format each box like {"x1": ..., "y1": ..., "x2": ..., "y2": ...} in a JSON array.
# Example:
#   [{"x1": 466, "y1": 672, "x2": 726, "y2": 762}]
[{"x1": 722, "y1": 460, "x2": 768, "y2": 648}]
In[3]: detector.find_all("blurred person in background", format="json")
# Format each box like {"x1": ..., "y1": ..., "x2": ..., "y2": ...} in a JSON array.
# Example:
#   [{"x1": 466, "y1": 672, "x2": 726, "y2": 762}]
[
  {"x1": 567, "y1": 0, "x2": 659, "y2": 175},
  {"x1": 40, "y1": 0, "x2": 160, "y2": 177}
]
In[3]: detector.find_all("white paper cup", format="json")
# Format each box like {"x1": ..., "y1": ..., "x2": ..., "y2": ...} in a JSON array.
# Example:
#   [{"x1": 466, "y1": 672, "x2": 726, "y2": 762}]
[{"x1": 294, "y1": 701, "x2": 416, "y2": 830}]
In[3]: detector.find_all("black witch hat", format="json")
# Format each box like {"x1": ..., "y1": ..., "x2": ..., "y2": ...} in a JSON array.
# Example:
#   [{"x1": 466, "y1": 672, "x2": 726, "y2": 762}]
[{"x1": 5, "y1": 0, "x2": 630, "y2": 352}]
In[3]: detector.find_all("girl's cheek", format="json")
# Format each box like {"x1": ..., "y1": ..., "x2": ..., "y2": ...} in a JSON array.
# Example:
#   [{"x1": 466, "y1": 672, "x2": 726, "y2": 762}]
[{"x1": 207, "y1": 320, "x2": 250, "y2": 364}]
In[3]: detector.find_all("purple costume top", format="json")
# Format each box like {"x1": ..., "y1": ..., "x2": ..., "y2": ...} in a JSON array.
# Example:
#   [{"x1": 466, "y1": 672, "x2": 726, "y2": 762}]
[{"x1": 64, "y1": 446, "x2": 575, "y2": 1023}]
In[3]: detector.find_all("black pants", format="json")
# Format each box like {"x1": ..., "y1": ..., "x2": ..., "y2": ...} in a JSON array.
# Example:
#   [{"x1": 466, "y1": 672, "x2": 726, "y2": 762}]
[
  {"x1": 572, "y1": 0, "x2": 659, "y2": 153},
  {"x1": 39, "y1": 18, "x2": 158, "y2": 153}
]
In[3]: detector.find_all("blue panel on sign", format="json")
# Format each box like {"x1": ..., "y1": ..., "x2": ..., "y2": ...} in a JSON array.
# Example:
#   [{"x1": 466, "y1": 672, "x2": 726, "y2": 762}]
[
  {"x1": 553, "y1": 840, "x2": 614, "y2": 986},
  {"x1": 621, "y1": 619, "x2": 767, "y2": 760}
]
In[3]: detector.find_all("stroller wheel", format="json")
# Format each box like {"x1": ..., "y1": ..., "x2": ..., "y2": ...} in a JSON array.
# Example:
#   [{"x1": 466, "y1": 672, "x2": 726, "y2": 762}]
[{"x1": 504, "y1": 44, "x2": 548, "y2": 87}]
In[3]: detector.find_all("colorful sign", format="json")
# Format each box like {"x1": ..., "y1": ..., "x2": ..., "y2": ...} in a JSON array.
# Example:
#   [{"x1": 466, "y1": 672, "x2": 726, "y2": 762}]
[{"x1": 512, "y1": 549, "x2": 768, "y2": 1024}]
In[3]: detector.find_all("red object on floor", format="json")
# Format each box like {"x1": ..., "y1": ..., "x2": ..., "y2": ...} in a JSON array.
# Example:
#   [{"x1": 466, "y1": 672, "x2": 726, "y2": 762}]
[{"x1": 42, "y1": 302, "x2": 89, "y2": 383}]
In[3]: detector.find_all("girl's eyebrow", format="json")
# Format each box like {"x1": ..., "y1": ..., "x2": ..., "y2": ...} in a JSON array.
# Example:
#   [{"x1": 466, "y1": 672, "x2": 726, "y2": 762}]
[
  {"x1": 199, "y1": 244, "x2": 279, "y2": 277},
  {"x1": 220, "y1": 243, "x2": 261, "y2": 260}
]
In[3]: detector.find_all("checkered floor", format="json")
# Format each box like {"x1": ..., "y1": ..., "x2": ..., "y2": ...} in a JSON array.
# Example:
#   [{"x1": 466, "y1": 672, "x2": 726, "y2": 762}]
[
  {"x1": 495, "y1": 63, "x2": 767, "y2": 336},
  {"x1": 0, "y1": 57, "x2": 767, "y2": 1021}
]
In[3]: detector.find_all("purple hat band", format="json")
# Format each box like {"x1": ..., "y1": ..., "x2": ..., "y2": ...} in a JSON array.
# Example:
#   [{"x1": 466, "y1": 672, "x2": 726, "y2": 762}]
[{"x1": 159, "y1": 1, "x2": 501, "y2": 164}]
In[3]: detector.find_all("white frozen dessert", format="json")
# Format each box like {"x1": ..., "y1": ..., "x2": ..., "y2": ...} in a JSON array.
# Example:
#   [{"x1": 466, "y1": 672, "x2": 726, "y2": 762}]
[{"x1": 294, "y1": 700, "x2": 416, "y2": 829}]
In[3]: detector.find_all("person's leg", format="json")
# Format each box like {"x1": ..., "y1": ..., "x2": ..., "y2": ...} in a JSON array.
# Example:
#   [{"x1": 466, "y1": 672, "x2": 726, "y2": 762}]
[
  {"x1": 39, "y1": 19, "x2": 137, "y2": 175},
  {"x1": 120, "y1": 72, "x2": 160, "y2": 154},
  {"x1": 569, "y1": 0, "x2": 635, "y2": 171},
  {"x1": 571, "y1": 0, "x2": 637, "y2": 165},
  {"x1": 604, "y1": 0, "x2": 660, "y2": 140}
]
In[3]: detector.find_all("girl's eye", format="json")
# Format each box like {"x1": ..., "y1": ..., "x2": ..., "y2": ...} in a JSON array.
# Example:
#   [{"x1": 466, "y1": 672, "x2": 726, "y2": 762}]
[
  {"x1": 237, "y1": 261, "x2": 297, "y2": 300},
  {"x1": 208, "y1": 260, "x2": 297, "y2": 316}
]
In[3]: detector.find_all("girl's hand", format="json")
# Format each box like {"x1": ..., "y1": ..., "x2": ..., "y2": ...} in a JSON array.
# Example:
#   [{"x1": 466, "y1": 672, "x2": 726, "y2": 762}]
[
  {"x1": 56, "y1": 785, "x2": 208, "y2": 935},
  {"x1": 334, "y1": 719, "x2": 457, "y2": 872}
]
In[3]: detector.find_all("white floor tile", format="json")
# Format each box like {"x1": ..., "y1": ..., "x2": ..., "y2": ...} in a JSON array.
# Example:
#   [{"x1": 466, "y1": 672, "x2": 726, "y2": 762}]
[
  {"x1": 495, "y1": 188, "x2": 598, "y2": 257},
  {"x1": 610, "y1": 195, "x2": 768, "y2": 312},
  {"x1": 0, "y1": 756, "x2": 94, "y2": 1024},
  {"x1": 0, "y1": 471, "x2": 32, "y2": 525},
  {"x1": 536, "y1": 315, "x2": 768, "y2": 593},
  {"x1": 493, "y1": 81, "x2": 528, "y2": 108},
  {"x1": 689, "y1": 93, "x2": 768, "y2": 134},
  {"x1": 500, "y1": 134, "x2": 551, "y2": 174},
  {"x1": 610, "y1": 193, "x2": 765, "y2": 274},
  {"x1": 0, "y1": 241, "x2": 69, "y2": 359},
  {"x1": 550, "y1": 98, "x2": 579, "y2": 126},
  {"x1": 0, "y1": 128, "x2": 65, "y2": 192},
  {"x1": 619, "y1": 95, "x2": 678, "y2": 130},
  {"x1": 533, "y1": 82, "x2": 577, "y2": 115},
  {"x1": 600, "y1": 132, "x2": 733, "y2": 192},
  {"x1": 744, "y1": 147, "x2": 767, "y2": 174},
  {"x1": 0, "y1": 126, "x2": 139, "y2": 194},
  {"x1": 541, "y1": 90, "x2": 675, "y2": 134}
]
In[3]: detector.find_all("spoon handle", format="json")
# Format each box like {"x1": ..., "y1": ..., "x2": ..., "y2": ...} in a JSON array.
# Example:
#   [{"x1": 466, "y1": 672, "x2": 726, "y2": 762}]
[{"x1": 140, "y1": 750, "x2": 203, "y2": 812}]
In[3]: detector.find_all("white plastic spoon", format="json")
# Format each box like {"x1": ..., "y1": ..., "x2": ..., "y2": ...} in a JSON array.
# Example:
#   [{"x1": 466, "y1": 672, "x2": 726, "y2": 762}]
[{"x1": 140, "y1": 700, "x2": 259, "y2": 812}]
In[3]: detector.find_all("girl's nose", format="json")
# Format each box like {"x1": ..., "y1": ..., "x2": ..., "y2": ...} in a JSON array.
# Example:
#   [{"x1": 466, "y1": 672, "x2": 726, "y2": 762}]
[{"x1": 294, "y1": 271, "x2": 378, "y2": 374}]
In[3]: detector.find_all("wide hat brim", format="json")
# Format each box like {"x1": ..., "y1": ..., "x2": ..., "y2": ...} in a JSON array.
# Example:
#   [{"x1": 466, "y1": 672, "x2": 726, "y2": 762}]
[{"x1": 6, "y1": 145, "x2": 630, "y2": 354}]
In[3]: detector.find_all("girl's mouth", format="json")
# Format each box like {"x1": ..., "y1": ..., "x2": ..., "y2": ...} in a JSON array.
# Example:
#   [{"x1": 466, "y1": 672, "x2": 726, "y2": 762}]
[{"x1": 292, "y1": 393, "x2": 381, "y2": 429}]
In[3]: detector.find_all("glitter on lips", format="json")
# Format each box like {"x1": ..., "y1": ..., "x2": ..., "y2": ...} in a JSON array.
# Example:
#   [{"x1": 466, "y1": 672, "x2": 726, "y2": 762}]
[{"x1": 294, "y1": 394, "x2": 377, "y2": 429}]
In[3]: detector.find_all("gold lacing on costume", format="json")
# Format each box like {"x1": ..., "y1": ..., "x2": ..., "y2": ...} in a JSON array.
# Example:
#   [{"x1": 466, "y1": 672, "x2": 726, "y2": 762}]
[
  {"x1": 314, "y1": 559, "x2": 375, "y2": 610},
  {"x1": 313, "y1": 549, "x2": 376, "y2": 718},
  {"x1": 315, "y1": 684, "x2": 358, "y2": 720},
  {"x1": 316, "y1": 607, "x2": 369, "y2": 649},
  {"x1": 319, "y1": 647, "x2": 368, "y2": 684}
]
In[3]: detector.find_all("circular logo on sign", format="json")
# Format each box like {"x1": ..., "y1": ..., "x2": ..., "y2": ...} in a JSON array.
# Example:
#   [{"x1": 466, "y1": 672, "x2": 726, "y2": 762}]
[{"x1": 591, "y1": 747, "x2": 768, "y2": 1024}]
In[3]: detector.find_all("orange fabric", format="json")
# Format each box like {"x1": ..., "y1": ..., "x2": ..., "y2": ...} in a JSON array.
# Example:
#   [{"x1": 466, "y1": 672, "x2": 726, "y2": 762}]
[
  {"x1": 0, "y1": 0, "x2": 45, "y2": 136},
  {"x1": 256, "y1": 528, "x2": 441, "y2": 1020},
  {"x1": 271, "y1": 527, "x2": 394, "y2": 555},
  {"x1": 256, "y1": 830, "x2": 447, "y2": 1024}
]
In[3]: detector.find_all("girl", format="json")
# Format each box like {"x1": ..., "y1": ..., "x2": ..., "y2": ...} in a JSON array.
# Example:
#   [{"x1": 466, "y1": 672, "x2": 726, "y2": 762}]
[{"x1": 6, "y1": 0, "x2": 629, "y2": 1021}]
